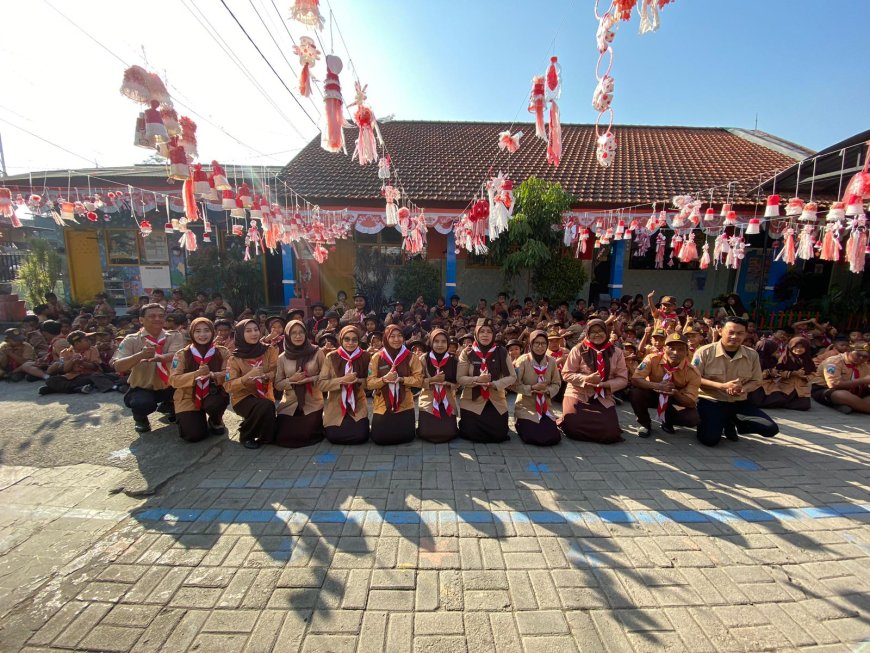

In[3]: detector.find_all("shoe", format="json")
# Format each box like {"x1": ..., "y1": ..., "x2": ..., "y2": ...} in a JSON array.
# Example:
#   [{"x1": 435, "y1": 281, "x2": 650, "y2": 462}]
[
  {"x1": 156, "y1": 402, "x2": 172, "y2": 415},
  {"x1": 242, "y1": 440, "x2": 261, "y2": 450},
  {"x1": 79, "y1": 384, "x2": 94, "y2": 394},
  {"x1": 660, "y1": 422, "x2": 676, "y2": 434},
  {"x1": 38, "y1": 386, "x2": 52, "y2": 396},
  {"x1": 207, "y1": 418, "x2": 227, "y2": 435},
  {"x1": 637, "y1": 427, "x2": 652, "y2": 438},
  {"x1": 836, "y1": 404, "x2": 853, "y2": 415},
  {"x1": 723, "y1": 426, "x2": 739, "y2": 442},
  {"x1": 166, "y1": 412, "x2": 177, "y2": 424},
  {"x1": 134, "y1": 418, "x2": 151, "y2": 433}
]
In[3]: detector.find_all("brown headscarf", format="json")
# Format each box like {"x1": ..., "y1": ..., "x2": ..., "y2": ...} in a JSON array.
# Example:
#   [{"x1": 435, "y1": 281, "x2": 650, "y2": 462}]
[
  {"x1": 426, "y1": 328, "x2": 457, "y2": 383},
  {"x1": 232, "y1": 318, "x2": 269, "y2": 360},
  {"x1": 755, "y1": 338, "x2": 780, "y2": 371},
  {"x1": 528, "y1": 329, "x2": 549, "y2": 364},
  {"x1": 377, "y1": 324, "x2": 413, "y2": 411},
  {"x1": 283, "y1": 319, "x2": 320, "y2": 407},
  {"x1": 579, "y1": 319, "x2": 614, "y2": 379},
  {"x1": 330, "y1": 325, "x2": 370, "y2": 379},
  {"x1": 777, "y1": 336, "x2": 815, "y2": 374},
  {"x1": 184, "y1": 317, "x2": 223, "y2": 373}
]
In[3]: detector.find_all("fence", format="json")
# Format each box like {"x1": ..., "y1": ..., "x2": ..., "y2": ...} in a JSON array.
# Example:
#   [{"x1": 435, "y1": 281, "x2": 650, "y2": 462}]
[
  {"x1": 694, "y1": 308, "x2": 867, "y2": 331},
  {"x1": 0, "y1": 252, "x2": 27, "y2": 284}
]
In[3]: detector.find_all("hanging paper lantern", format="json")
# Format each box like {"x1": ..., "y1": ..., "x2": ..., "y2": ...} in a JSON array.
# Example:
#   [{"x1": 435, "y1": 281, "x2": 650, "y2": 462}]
[
  {"x1": 378, "y1": 156, "x2": 391, "y2": 180},
  {"x1": 724, "y1": 210, "x2": 737, "y2": 226},
  {"x1": 139, "y1": 220, "x2": 153, "y2": 237},
  {"x1": 290, "y1": 0, "x2": 324, "y2": 30},
  {"x1": 191, "y1": 163, "x2": 210, "y2": 196},
  {"x1": 160, "y1": 106, "x2": 180, "y2": 137},
  {"x1": 720, "y1": 202, "x2": 732, "y2": 218},
  {"x1": 179, "y1": 116, "x2": 198, "y2": 161},
  {"x1": 211, "y1": 161, "x2": 231, "y2": 190},
  {"x1": 785, "y1": 197, "x2": 804, "y2": 217},
  {"x1": 293, "y1": 36, "x2": 320, "y2": 97},
  {"x1": 545, "y1": 57, "x2": 562, "y2": 167},
  {"x1": 230, "y1": 198, "x2": 247, "y2": 219},
  {"x1": 164, "y1": 221, "x2": 174, "y2": 234},
  {"x1": 144, "y1": 100, "x2": 168, "y2": 145},
  {"x1": 237, "y1": 183, "x2": 252, "y2": 208},
  {"x1": 845, "y1": 193, "x2": 863, "y2": 217},
  {"x1": 799, "y1": 201, "x2": 818, "y2": 222},
  {"x1": 221, "y1": 189, "x2": 236, "y2": 210},
  {"x1": 828, "y1": 201, "x2": 846, "y2": 222},
  {"x1": 321, "y1": 55, "x2": 346, "y2": 153},
  {"x1": 746, "y1": 217, "x2": 761, "y2": 235},
  {"x1": 703, "y1": 208, "x2": 715, "y2": 222},
  {"x1": 764, "y1": 194, "x2": 780, "y2": 218},
  {"x1": 167, "y1": 137, "x2": 190, "y2": 180},
  {"x1": 60, "y1": 201, "x2": 75, "y2": 221},
  {"x1": 203, "y1": 232, "x2": 212, "y2": 244},
  {"x1": 528, "y1": 76, "x2": 547, "y2": 141},
  {"x1": 120, "y1": 65, "x2": 171, "y2": 106}
]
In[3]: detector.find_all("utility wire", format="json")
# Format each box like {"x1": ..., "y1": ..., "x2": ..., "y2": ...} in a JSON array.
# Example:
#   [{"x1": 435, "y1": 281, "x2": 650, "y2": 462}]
[
  {"x1": 0, "y1": 117, "x2": 97, "y2": 166},
  {"x1": 218, "y1": 0, "x2": 320, "y2": 130}
]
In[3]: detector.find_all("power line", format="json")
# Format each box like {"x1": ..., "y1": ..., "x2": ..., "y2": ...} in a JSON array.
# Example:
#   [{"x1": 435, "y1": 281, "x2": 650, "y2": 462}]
[
  {"x1": 0, "y1": 117, "x2": 97, "y2": 166},
  {"x1": 218, "y1": 0, "x2": 320, "y2": 130}
]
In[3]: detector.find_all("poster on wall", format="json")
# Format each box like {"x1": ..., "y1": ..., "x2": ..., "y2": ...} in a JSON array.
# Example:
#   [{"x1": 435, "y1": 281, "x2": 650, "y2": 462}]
[
  {"x1": 106, "y1": 230, "x2": 140, "y2": 265},
  {"x1": 140, "y1": 231, "x2": 169, "y2": 263},
  {"x1": 139, "y1": 265, "x2": 171, "y2": 291}
]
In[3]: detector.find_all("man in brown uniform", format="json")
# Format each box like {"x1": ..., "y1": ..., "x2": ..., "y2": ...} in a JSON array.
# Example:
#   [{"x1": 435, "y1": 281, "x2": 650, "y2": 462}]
[
  {"x1": 630, "y1": 333, "x2": 700, "y2": 438},
  {"x1": 112, "y1": 303, "x2": 185, "y2": 432},
  {"x1": 0, "y1": 328, "x2": 48, "y2": 381},
  {"x1": 811, "y1": 341, "x2": 870, "y2": 414},
  {"x1": 692, "y1": 316, "x2": 778, "y2": 446}
]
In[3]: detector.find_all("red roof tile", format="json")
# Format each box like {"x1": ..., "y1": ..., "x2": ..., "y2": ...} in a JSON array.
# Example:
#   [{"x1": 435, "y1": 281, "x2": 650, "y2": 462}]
[{"x1": 279, "y1": 121, "x2": 809, "y2": 209}]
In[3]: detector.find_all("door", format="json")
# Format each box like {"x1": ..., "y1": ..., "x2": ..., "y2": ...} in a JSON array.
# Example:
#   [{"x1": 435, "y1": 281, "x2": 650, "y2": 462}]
[
  {"x1": 319, "y1": 239, "x2": 355, "y2": 307},
  {"x1": 66, "y1": 230, "x2": 105, "y2": 302}
]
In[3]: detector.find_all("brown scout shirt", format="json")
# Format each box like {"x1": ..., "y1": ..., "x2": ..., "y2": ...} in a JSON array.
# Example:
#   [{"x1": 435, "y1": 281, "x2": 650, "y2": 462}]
[
  {"x1": 225, "y1": 347, "x2": 278, "y2": 406},
  {"x1": 318, "y1": 350, "x2": 369, "y2": 428},
  {"x1": 367, "y1": 350, "x2": 424, "y2": 415},
  {"x1": 691, "y1": 341, "x2": 761, "y2": 403},
  {"x1": 57, "y1": 345, "x2": 101, "y2": 379},
  {"x1": 112, "y1": 329, "x2": 185, "y2": 390},
  {"x1": 418, "y1": 355, "x2": 459, "y2": 418},
  {"x1": 456, "y1": 348, "x2": 516, "y2": 416},
  {"x1": 632, "y1": 353, "x2": 701, "y2": 407},
  {"x1": 275, "y1": 349, "x2": 326, "y2": 416},
  {"x1": 513, "y1": 354, "x2": 562, "y2": 424},
  {"x1": 816, "y1": 354, "x2": 870, "y2": 392},
  {"x1": 169, "y1": 345, "x2": 230, "y2": 413},
  {"x1": 561, "y1": 345, "x2": 629, "y2": 409}
]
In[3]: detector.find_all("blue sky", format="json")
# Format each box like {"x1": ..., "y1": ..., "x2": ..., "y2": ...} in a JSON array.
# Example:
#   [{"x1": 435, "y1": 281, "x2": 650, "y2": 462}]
[{"x1": 0, "y1": 0, "x2": 866, "y2": 174}]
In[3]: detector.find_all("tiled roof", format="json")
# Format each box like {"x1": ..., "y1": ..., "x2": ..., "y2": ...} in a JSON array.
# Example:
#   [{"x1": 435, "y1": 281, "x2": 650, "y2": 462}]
[{"x1": 279, "y1": 121, "x2": 810, "y2": 208}]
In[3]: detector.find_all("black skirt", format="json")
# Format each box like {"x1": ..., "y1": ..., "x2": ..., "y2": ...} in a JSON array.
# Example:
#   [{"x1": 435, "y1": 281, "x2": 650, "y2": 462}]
[
  {"x1": 233, "y1": 395, "x2": 277, "y2": 444},
  {"x1": 276, "y1": 408, "x2": 325, "y2": 448},
  {"x1": 371, "y1": 410, "x2": 416, "y2": 446},
  {"x1": 516, "y1": 415, "x2": 561, "y2": 446},
  {"x1": 325, "y1": 415, "x2": 370, "y2": 445},
  {"x1": 459, "y1": 401, "x2": 510, "y2": 443},
  {"x1": 417, "y1": 410, "x2": 459, "y2": 444},
  {"x1": 558, "y1": 397, "x2": 623, "y2": 444}
]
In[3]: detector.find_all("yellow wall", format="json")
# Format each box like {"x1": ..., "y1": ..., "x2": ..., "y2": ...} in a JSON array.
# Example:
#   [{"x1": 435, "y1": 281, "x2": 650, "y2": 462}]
[
  {"x1": 65, "y1": 230, "x2": 105, "y2": 302},
  {"x1": 318, "y1": 239, "x2": 355, "y2": 306}
]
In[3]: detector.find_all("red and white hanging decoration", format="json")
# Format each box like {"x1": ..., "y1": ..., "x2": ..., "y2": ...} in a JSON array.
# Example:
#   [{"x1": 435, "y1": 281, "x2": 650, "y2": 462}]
[
  {"x1": 290, "y1": 0, "x2": 324, "y2": 30},
  {"x1": 487, "y1": 172, "x2": 514, "y2": 240},
  {"x1": 545, "y1": 57, "x2": 563, "y2": 167},
  {"x1": 349, "y1": 82, "x2": 382, "y2": 166},
  {"x1": 498, "y1": 130, "x2": 523, "y2": 154},
  {"x1": 321, "y1": 55, "x2": 346, "y2": 154},
  {"x1": 528, "y1": 76, "x2": 547, "y2": 141},
  {"x1": 293, "y1": 36, "x2": 320, "y2": 97}
]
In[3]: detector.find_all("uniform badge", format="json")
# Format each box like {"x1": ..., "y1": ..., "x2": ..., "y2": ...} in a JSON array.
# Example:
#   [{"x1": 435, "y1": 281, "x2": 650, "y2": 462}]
[
  {"x1": 637, "y1": 362, "x2": 647, "y2": 371},
  {"x1": 171, "y1": 358, "x2": 179, "y2": 369},
  {"x1": 826, "y1": 366, "x2": 836, "y2": 375},
  {"x1": 692, "y1": 357, "x2": 701, "y2": 366},
  {"x1": 225, "y1": 371, "x2": 231, "y2": 381}
]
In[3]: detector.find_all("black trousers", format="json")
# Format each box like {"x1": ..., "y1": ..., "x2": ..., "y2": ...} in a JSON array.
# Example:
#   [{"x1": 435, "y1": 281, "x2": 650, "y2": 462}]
[
  {"x1": 233, "y1": 395, "x2": 276, "y2": 444},
  {"x1": 176, "y1": 392, "x2": 230, "y2": 443},
  {"x1": 696, "y1": 398, "x2": 779, "y2": 447},
  {"x1": 629, "y1": 388, "x2": 700, "y2": 430},
  {"x1": 124, "y1": 387, "x2": 175, "y2": 420}
]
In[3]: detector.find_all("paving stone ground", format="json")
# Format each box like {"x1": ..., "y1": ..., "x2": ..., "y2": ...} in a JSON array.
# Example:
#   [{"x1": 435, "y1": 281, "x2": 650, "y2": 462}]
[{"x1": 0, "y1": 381, "x2": 869, "y2": 652}]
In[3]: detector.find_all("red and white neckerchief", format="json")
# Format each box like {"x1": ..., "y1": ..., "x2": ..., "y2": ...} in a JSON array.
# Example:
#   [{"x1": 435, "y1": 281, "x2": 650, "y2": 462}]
[
  {"x1": 48, "y1": 336, "x2": 64, "y2": 363},
  {"x1": 191, "y1": 345, "x2": 216, "y2": 409},
  {"x1": 337, "y1": 346, "x2": 362, "y2": 417},
  {"x1": 583, "y1": 340, "x2": 612, "y2": 400},
  {"x1": 428, "y1": 351, "x2": 453, "y2": 419},
  {"x1": 845, "y1": 361, "x2": 865, "y2": 397},
  {"x1": 248, "y1": 356, "x2": 269, "y2": 398},
  {"x1": 656, "y1": 360, "x2": 680, "y2": 421},
  {"x1": 144, "y1": 333, "x2": 168, "y2": 384},
  {"x1": 472, "y1": 343, "x2": 498, "y2": 401},
  {"x1": 532, "y1": 358, "x2": 553, "y2": 419},
  {"x1": 549, "y1": 348, "x2": 566, "y2": 371},
  {"x1": 380, "y1": 345, "x2": 411, "y2": 411},
  {"x1": 659, "y1": 312, "x2": 679, "y2": 330}
]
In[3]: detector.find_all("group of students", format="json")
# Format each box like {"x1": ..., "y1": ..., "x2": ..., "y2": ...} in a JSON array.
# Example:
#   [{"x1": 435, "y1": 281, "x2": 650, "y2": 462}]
[{"x1": 3, "y1": 288, "x2": 868, "y2": 449}]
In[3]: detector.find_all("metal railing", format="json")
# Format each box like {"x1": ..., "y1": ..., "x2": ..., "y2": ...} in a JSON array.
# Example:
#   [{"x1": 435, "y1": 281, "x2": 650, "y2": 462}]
[{"x1": 0, "y1": 252, "x2": 27, "y2": 283}]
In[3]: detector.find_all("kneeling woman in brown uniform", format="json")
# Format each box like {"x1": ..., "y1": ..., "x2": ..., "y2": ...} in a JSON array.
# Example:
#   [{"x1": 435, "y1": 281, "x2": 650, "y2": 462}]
[
  {"x1": 513, "y1": 330, "x2": 562, "y2": 446},
  {"x1": 367, "y1": 325, "x2": 423, "y2": 445},
  {"x1": 457, "y1": 318, "x2": 515, "y2": 442},
  {"x1": 169, "y1": 318, "x2": 230, "y2": 442},
  {"x1": 274, "y1": 319, "x2": 325, "y2": 448},
  {"x1": 319, "y1": 325, "x2": 371, "y2": 444},
  {"x1": 225, "y1": 319, "x2": 278, "y2": 449},
  {"x1": 417, "y1": 329, "x2": 459, "y2": 443},
  {"x1": 558, "y1": 319, "x2": 628, "y2": 444}
]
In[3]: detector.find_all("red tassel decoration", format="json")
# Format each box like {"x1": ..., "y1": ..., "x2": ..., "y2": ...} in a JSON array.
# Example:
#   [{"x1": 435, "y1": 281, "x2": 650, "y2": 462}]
[
  {"x1": 775, "y1": 228, "x2": 796, "y2": 265},
  {"x1": 545, "y1": 57, "x2": 562, "y2": 167},
  {"x1": 183, "y1": 179, "x2": 199, "y2": 222},
  {"x1": 528, "y1": 76, "x2": 546, "y2": 141},
  {"x1": 293, "y1": 36, "x2": 320, "y2": 98}
]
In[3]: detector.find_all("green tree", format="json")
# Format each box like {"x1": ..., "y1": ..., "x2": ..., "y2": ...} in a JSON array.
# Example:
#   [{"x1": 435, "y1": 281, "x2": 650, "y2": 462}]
[
  {"x1": 392, "y1": 257, "x2": 440, "y2": 306},
  {"x1": 353, "y1": 247, "x2": 392, "y2": 316},
  {"x1": 488, "y1": 176, "x2": 585, "y2": 299},
  {"x1": 179, "y1": 247, "x2": 265, "y2": 312},
  {"x1": 16, "y1": 238, "x2": 63, "y2": 307}
]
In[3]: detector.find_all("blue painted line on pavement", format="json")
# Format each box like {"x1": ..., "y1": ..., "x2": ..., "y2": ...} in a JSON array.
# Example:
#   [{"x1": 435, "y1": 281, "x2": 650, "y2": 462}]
[
  {"x1": 733, "y1": 458, "x2": 762, "y2": 471},
  {"x1": 315, "y1": 453, "x2": 338, "y2": 463},
  {"x1": 134, "y1": 503, "x2": 870, "y2": 527},
  {"x1": 527, "y1": 462, "x2": 550, "y2": 473}
]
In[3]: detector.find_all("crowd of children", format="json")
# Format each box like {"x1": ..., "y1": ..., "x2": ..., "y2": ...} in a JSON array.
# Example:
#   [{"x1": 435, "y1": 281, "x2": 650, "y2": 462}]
[{"x1": 1, "y1": 288, "x2": 867, "y2": 449}]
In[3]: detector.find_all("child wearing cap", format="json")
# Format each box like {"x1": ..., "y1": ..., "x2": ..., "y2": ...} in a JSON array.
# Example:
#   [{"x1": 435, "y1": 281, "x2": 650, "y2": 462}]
[
  {"x1": 0, "y1": 328, "x2": 48, "y2": 382},
  {"x1": 40, "y1": 331, "x2": 116, "y2": 395}
]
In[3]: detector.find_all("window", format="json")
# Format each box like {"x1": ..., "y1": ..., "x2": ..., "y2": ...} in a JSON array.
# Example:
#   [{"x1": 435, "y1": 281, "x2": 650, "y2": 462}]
[
  {"x1": 354, "y1": 227, "x2": 419, "y2": 265},
  {"x1": 105, "y1": 229, "x2": 140, "y2": 265}
]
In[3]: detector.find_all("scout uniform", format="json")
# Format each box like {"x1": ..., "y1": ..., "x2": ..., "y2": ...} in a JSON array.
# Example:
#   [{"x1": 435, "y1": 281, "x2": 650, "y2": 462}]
[
  {"x1": 43, "y1": 331, "x2": 114, "y2": 394},
  {"x1": 367, "y1": 326, "x2": 424, "y2": 445},
  {"x1": 319, "y1": 326, "x2": 371, "y2": 445},
  {"x1": 169, "y1": 331, "x2": 231, "y2": 443},
  {"x1": 513, "y1": 333, "x2": 563, "y2": 446},
  {"x1": 225, "y1": 321, "x2": 279, "y2": 448},
  {"x1": 811, "y1": 348, "x2": 870, "y2": 409},
  {"x1": 275, "y1": 320, "x2": 326, "y2": 448},
  {"x1": 417, "y1": 329, "x2": 459, "y2": 443}
]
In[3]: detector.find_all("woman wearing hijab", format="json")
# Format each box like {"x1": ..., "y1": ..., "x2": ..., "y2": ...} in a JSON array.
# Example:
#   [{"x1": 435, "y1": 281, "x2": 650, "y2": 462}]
[
  {"x1": 716, "y1": 293, "x2": 750, "y2": 320},
  {"x1": 417, "y1": 328, "x2": 459, "y2": 443},
  {"x1": 457, "y1": 318, "x2": 515, "y2": 442},
  {"x1": 513, "y1": 330, "x2": 562, "y2": 446},
  {"x1": 750, "y1": 336, "x2": 814, "y2": 410},
  {"x1": 169, "y1": 318, "x2": 230, "y2": 442},
  {"x1": 319, "y1": 325, "x2": 371, "y2": 444},
  {"x1": 275, "y1": 320, "x2": 326, "y2": 447},
  {"x1": 367, "y1": 325, "x2": 424, "y2": 445},
  {"x1": 558, "y1": 319, "x2": 629, "y2": 444},
  {"x1": 225, "y1": 319, "x2": 278, "y2": 449}
]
